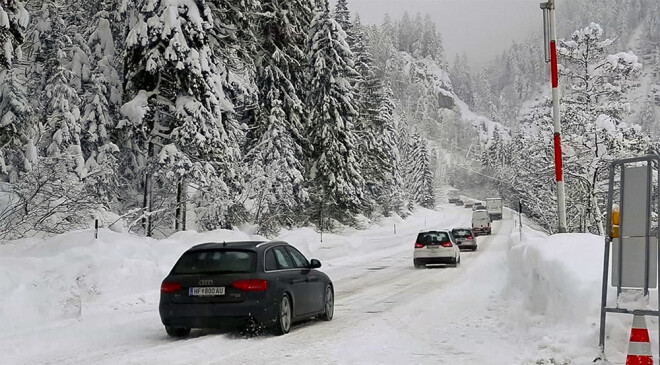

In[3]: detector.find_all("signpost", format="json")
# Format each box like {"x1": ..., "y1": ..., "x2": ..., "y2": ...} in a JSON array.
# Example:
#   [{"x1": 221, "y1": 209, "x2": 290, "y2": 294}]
[
  {"x1": 540, "y1": 0, "x2": 567, "y2": 233},
  {"x1": 598, "y1": 155, "x2": 660, "y2": 361}
]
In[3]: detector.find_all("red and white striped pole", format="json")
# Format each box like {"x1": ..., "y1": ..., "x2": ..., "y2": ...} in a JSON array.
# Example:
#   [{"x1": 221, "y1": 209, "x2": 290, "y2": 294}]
[{"x1": 541, "y1": 0, "x2": 567, "y2": 233}]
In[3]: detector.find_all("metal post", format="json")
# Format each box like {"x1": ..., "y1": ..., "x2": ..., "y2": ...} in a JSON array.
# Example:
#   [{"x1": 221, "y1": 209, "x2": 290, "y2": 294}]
[
  {"x1": 518, "y1": 199, "x2": 523, "y2": 239},
  {"x1": 657, "y1": 159, "x2": 660, "y2": 360},
  {"x1": 618, "y1": 165, "x2": 625, "y2": 297},
  {"x1": 645, "y1": 162, "x2": 652, "y2": 297},
  {"x1": 599, "y1": 164, "x2": 616, "y2": 353},
  {"x1": 94, "y1": 219, "x2": 99, "y2": 239},
  {"x1": 540, "y1": 0, "x2": 567, "y2": 233}
]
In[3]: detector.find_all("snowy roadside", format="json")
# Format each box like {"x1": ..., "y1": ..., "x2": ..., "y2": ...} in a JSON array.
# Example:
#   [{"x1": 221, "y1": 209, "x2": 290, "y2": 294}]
[
  {"x1": 0, "y1": 205, "x2": 650, "y2": 364},
  {"x1": 505, "y1": 224, "x2": 658, "y2": 364},
  {"x1": 0, "y1": 207, "x2": 449, "y2": 332}
]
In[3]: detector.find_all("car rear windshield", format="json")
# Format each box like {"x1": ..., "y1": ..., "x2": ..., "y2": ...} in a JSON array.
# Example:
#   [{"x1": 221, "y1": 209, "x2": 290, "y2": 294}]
[
  {"x1": 416, "y1": 231, "x2": 451, "y2": 244},
  {"x1": 452, "y1": 229, "x2": 472, "y2": 238},
  {"x1": 172, "y1": 249, "x2": 257, "y2": 274}
]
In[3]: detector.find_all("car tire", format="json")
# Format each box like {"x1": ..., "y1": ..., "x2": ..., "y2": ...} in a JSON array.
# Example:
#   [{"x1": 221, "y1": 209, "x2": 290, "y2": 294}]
[
  {"x1": 413, "y1": 259, "x2": 425, "y2": 269},
  {"x1": 472, "y1": 247, "x2": 477, "y2": 252},
  {"x1": 273, "y1": 294, "x2": 292, "y2": 335},
  {"x1": 320, "y1": 285, "x2": 334, "y2": 321},
  {"x1": 165, "y1": 326, "x2": 191, "y2": 338}
]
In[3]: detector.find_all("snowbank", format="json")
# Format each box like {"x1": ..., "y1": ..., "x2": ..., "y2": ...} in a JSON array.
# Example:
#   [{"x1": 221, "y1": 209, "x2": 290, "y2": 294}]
[
  {"x1": 507, "y1": 230, "x2": 604, "y2": 324},
  {"x1": 0, "y1": 209, "x2": 419, "y2": 332},
  {"x1": 506, "y1": 226, "x2": 656, "y2": 363},
  {"x1": 0, "y1": 228, "x2": 256, "y2": 330}
]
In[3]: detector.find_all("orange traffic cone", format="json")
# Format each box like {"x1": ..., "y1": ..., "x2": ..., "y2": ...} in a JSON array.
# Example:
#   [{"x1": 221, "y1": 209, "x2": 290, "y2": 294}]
[{"x1": 627, "y1": 314, "x2": 653, "y2": 365}]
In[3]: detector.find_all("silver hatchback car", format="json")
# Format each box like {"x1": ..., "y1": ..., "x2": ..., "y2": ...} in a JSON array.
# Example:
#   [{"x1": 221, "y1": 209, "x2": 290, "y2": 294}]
[{"x1": 451, "y1": 227, "x2": 477, "y2": 251}]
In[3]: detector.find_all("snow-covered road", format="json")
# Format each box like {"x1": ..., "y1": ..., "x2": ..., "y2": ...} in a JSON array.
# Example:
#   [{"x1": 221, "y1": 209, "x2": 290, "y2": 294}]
[
  {"x1": 3, "y1": 204, "x2": 623, "y2": 365},
  {"x1": 2, "y1": 205, "x2": 543, "y2": 365}
]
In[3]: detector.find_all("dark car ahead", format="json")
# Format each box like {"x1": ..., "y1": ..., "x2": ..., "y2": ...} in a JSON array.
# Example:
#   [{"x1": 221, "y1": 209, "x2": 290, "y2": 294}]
[
  {"x1": 451, "y1": 227, "x2": 477, "y2": 251},
  {"x1": 159, "y1": 241, "x2": 334, "y2": 337}
]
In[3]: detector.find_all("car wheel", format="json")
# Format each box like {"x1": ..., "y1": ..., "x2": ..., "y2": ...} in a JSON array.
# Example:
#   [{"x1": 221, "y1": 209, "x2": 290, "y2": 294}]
[
  {"x1": 472, "y1": 247, "x2": 477, "y2": 252},
  {"x1": 274, "y1": 294, "x2": 292, "y2": 335},
  {"x1": 320, "y1": 285, "x2": 334, "y2": 321},
  {"x1": 165, "y1": 326, "x2": 191, "y2": 338},
  {"x1": 413, "y1": 259, "x2": 425, "y2": 269}
]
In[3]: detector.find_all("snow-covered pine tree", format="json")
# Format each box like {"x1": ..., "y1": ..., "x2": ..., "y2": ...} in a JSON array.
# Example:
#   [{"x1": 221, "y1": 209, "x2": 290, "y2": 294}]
[
  {"x1": 0, "y1": 0, "x2": 30, "y2": 180},
  {"x1": 20, "y1": 1, "x2": 85, "y2": 178},
  {"x1": 333, "y1": 0, "x2": 353, "y2": 47},
  {"x1": 406, "y1": 129, "x2": 434, "y2": 209},
  {"x1": 397, "y1": 12, "x2": 414, "y2": 54},
  {"x1": 473, "y1": 69, "x2": 499, "y2": 123},
  {"x1": 123, "y1": 0, "x2": 243, "y2": 233},
  {"x1": 0, "y1": 0, "x2": 28, "y2": 68},
  {"x1": 421, "y1": 14, "x2": 443, "y2": 63},
  {"x1": 352, "y1": 14, "x2": 380, "y2": 127},
  {"x1": 449, "y1": 53, "x2": 475, "y2": 108},
  {"x1": 42, "y1": 42, "x2": 85, "y2": 176},
  {"x1": 199, "y1": 0, "x2": 261, "y2": 230},
  {"x1": 305, "y1": 0, "x2": 365, "y2": 227},
  {"x1": 377, "y1": 83, "x2": 405, "y2": 216},
  {"x1": 78, "y1": 9, "x2": 123, "y2": 208},
  {"x1": 367, "y1": 15, "x2": 395, "y2": 75},
  {"x1": 246, "y1": 0, "x2": 313, "y2": 235}
]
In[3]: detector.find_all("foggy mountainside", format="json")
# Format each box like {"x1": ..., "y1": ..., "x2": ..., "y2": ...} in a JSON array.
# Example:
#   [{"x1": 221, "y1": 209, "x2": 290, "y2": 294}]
[
  {"x1": 0, "y1": 0, "x2": 449, "y2": 240},
  {"x1": 448, "y1": 0, "x2": 660, "y2": 233},
  {"x1": 0, "y1": 0, "x2": 658, "y2": 239}
]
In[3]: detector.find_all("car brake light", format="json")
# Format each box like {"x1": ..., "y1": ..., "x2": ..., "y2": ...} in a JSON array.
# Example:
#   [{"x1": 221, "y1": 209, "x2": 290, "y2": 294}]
[
  {"x1": 467, "y1": 236, "x2": 473, "y2": 239},
  {"x1": 233, "y1": 279, "x2": 268, "y2": 291},
  {"x1": 161, "y1": 281, "x2": 182, "y2": 293},
  {"x1": 441, "y1": 241, "x2": 452, "y2": 248},
  {"x1": 415, "y1": 242, "x2": 425, "y2": 248}
]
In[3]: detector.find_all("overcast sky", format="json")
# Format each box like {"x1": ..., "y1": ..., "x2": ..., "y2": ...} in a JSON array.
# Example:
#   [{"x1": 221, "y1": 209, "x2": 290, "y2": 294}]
[{"x1": 340, "y1": 0, "x2": 543, "y2": 69}]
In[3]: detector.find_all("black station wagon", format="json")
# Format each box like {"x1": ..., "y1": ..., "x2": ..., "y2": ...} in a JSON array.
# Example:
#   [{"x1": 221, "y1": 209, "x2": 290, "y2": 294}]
[{"x1": 159, "y1": 241, "x2": 334, "y2": 337}]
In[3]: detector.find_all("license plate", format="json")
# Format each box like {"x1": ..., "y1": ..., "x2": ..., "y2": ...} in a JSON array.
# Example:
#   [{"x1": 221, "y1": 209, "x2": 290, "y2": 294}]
[{"x1": 189, "y1": 286, "x2": 225, "y2": 296}]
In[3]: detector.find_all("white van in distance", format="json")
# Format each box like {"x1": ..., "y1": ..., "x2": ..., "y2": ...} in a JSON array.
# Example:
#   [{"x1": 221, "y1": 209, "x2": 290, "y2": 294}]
[
  {"x1": 486, "y1": 198, "x2": 503, "y2": 220},
  {"x1": 471, "y1": 209, "x2": 491, "y2": 236}
]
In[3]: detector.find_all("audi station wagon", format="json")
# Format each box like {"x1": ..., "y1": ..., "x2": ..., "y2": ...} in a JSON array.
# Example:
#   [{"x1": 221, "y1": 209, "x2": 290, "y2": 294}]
[{"x1": 159, "y1": 241, "x2": 334, "y2": 337}]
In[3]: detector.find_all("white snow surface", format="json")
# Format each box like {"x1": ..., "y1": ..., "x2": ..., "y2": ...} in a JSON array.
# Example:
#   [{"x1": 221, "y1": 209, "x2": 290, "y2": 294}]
[
  {"x1": 120, "y1": 90, "x2": 151, "y2": 126},
  {"x1": 0, "y1": 205, "x2": 652, "y2": 364}
]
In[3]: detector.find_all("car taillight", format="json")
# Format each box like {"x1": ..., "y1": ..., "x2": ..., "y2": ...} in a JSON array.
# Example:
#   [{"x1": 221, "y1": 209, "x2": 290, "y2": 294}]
[
  {"x1": 441, "y1": 242, "x2": 452, "y2": 248},
  {"x1": 415, "y1": 242, "x2": 425, "y2": 248},
  {"x1": 233, "y1": 279, "x2": 268, "y2": 291},
  {"x1": 161, "y1": 281, "x2": 182, "y2": 293},
  {"x1": 467, "y1": 236, "x2": 473, "y2": 239}
]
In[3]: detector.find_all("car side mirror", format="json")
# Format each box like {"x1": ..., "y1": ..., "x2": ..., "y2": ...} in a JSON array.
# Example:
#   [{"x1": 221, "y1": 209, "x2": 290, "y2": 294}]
[{"x1": 309, "y1": 259, "x2": 322, "y2": 269}]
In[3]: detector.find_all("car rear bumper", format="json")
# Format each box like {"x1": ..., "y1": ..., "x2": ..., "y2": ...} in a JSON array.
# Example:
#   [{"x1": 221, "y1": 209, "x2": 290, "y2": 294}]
[
  {"x1": 159, "y1": 299, "x2": 278, "y2": 329},
  {"x1": 458, "y1": 244, "x2": 477, "y2": 250},
  {"x1": 414, "y1": 257, "x2": 457, "y2": 265},
  {"x1": 472, "y1": 227, "x2": 491, "y2": 235},
  {"x1": 414, "y1": 248, "x2": 455, "y2": 259}
]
